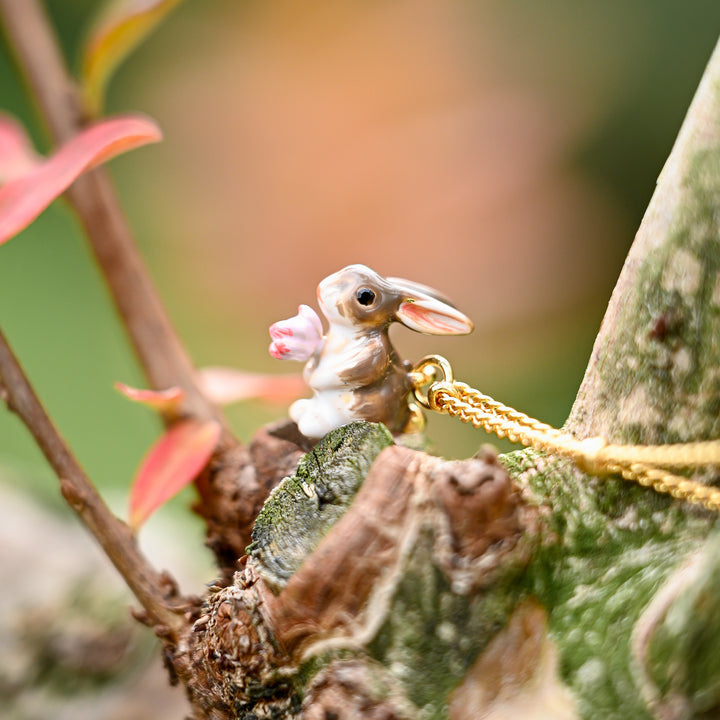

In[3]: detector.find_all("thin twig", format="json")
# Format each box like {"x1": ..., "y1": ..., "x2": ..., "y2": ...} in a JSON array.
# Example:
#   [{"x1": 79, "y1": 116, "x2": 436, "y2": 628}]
[
  {"x1": 0, "y1": 0, "x2": 249, "y2": 576},
  {"x1": 0, "y1": 0, "x2": 233, "y2": 438},
  {"x1": 0, "y1": 326, "x2": 186, "y2": 637}
]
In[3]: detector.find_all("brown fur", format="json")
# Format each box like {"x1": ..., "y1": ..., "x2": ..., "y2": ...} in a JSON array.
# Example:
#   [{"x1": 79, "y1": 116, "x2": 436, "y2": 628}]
[{"x1": 346, "y1": 350, "x2": 412, "y2": 433}]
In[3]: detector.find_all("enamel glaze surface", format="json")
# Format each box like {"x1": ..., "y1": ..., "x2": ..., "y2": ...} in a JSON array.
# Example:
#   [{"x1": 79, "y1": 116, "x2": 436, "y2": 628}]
[{"x1": 270, "y1": 264, "x2": 473, "y2": 438}]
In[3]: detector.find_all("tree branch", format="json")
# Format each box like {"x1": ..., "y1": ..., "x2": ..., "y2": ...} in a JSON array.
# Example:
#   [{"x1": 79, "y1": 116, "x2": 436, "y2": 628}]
[
  {"x1": 566, "y1": 35, "x2": 720, "y2": 444},
  {"x1": 0, "y1": 325, "x2": 186, "y2": 638},
  {"x1": 0, "y1": 0, "x2": 264, "y2": 576},
  {"x1": 0, "y1": 0, "x2": 232, "y2": 437}
]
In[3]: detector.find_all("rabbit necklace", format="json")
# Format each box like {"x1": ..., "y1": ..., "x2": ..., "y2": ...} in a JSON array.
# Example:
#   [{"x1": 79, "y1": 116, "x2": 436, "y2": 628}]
[
  {"x1": 269, "y1": 264, "x2": 473, "y2": 439},
  {"x1": 270, "y1": 264, "x2": 720, "y2": 513}
]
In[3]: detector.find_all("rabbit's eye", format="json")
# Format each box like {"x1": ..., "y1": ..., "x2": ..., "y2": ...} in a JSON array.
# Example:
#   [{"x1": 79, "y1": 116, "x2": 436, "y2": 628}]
[{"x1": 356, "y1": 288, "x2": 376, "y2": 306}]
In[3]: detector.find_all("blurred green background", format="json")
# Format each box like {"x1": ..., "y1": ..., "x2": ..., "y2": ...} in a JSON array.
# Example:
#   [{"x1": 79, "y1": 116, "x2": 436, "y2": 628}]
[{"x1": 1, "y1": 0, "x2": 719, "y2": 534}]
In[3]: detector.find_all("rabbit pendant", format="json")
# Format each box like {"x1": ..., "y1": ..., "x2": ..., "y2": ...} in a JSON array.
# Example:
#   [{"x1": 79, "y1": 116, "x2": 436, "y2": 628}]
[{"x1": 269, "y1": 264, "x2": 473, "y2": 439}]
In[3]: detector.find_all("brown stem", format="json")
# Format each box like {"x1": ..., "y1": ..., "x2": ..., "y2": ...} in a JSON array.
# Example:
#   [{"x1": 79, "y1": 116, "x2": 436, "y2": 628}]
[
  {"x1": 0, "y1": 326, "x2": 185, "y2": 637},
  {"x1": 0, "y1": 0, "x2": 233, "y2": 438}
]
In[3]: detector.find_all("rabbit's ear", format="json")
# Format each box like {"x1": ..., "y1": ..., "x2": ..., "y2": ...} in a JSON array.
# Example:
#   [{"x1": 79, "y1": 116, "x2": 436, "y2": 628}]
[
  {"x1": 396, "y1": 297, "x2": 474, "y2": 335},
  {"x1": 386, "y1": 277, "x2": 455, "y2": 308}
]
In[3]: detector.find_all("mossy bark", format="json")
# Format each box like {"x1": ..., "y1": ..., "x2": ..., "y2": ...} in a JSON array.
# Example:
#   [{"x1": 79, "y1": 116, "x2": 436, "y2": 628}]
[
  {"x1": 500, "y1": 33, "x2": 720, "y2": 720},
  {"x1": 176, "y1": 36, "x2": 720, "y2": 720}
]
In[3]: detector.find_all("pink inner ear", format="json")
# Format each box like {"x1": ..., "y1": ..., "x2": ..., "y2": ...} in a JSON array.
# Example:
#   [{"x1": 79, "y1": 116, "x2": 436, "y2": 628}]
[{"x1": 398, "y1": 301, "x2": 472, "y2": 335}]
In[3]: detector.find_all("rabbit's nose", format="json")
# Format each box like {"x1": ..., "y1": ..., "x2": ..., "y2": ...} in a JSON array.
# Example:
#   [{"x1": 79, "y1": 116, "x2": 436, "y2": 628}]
[
  {"x1": 316, "y1": 283, "x2": 331, "y2": 318},
  {"x1": 317, "y1": 272, "x2": 338, "y2": 305},
  {"x1": 316, "y1": 283, "x2": 326, "y2": 309}
]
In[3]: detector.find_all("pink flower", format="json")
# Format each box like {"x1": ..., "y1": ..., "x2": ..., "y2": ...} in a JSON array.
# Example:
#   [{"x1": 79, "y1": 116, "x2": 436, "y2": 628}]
[{"x1": 269, "y1": 304, "x2": 323, "y2": 361}]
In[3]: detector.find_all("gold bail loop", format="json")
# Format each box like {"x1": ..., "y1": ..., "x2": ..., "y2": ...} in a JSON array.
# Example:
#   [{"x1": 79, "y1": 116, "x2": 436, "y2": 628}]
[{"x1": 410, "y1": 354, "x2": 455, "y2": 410}]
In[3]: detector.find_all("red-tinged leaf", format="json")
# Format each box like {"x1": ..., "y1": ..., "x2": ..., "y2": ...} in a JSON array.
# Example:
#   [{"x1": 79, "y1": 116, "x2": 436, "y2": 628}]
[
  {"x1": 198, "y1": 367, "x2": 308, "y2": 405},
  {"x1": 0, "y1": 114, "x2": 162, "y2": 245},
  {"x1": 0, "y1": 113, "x2": 40, "y2": 183},
  {"x1": 115, "y1": 381, "x2": 185, "y2": 412},
  {"x1": 82, "y1": 0, "x2": 184, "y2": 113},
  {"x1": 128, "y1": 419, "x2": 221, "y2": 529}
]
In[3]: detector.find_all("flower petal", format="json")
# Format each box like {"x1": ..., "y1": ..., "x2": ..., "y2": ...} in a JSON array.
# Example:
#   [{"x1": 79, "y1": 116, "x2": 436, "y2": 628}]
[
  {"x1": 197, "y1": 367, "x2": 307, "y2": 405},
  {"x1": 115, "y1": 381, "x2": 185, "y2": 412},
  {"x1": 128, "y1": 419, "x2": 220, "y2": 529},
  {"x1": 0, "y1": 114, "x2": 162, "y2": 245},
  {"x1": 82, "y1": 0, "x2": 184, "y2": 113},
  {"x1": 0, "y1": 113, "x2": 40, "y2": 184},
  {"x1": 298, "y1": 303, "x2": 324, "y2": 338},
  {"x1": 268, "y1": 304, "x2": 323, "y2": 362}
]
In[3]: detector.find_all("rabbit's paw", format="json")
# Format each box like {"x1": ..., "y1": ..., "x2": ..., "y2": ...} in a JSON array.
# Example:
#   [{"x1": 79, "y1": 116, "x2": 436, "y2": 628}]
[{"x1": 290, "y1": 395, "x2": 353, "y2": 439}]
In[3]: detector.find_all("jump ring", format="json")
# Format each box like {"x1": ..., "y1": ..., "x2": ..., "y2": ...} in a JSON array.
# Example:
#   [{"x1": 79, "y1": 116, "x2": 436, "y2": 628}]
[{"x1": 411, "y1": 355, "x2": 455, "y2": 409}]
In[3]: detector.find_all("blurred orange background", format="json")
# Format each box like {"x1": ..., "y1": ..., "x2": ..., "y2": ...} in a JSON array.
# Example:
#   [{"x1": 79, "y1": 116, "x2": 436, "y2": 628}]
[
  {"x1": 1, "y1": 0, "x2": 719, "y2": 498},
  {"x1": 1, "y1": 3, "x2": 720, "y2": 715}
]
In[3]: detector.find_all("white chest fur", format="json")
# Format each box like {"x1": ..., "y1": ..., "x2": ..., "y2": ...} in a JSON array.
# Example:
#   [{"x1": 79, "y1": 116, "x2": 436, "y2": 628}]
[
  {"x1": 305, "y1": 326, "x2": 371, "y2": 391},
  {"x1": 291, "y1": 327, "x2": 378, "y2": 436}
]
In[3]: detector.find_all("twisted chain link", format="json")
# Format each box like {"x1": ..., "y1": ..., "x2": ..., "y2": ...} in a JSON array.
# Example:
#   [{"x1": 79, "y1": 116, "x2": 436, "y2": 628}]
[{"x1": 411, "y1": 356, "x2": 720, "y2": 512}]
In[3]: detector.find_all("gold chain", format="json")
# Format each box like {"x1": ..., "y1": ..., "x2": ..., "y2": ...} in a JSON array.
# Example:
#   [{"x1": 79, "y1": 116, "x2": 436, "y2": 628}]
[{"x1": 410, "y1": 355, "x2": 720, "y2": 512}]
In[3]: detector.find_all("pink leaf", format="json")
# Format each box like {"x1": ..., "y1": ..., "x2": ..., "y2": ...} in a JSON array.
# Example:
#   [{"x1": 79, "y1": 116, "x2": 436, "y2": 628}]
[
  {"x1": 115, "y1": 381, "x2": 185, "y2": 412},
  {"x1": 0, "y1": 113, "x2": 40, "y2": 183},
  {"x1": 0, "y1": 113, "x2": 162, "y2": 246},
  {"x1": 198, "y1": 367, "x2": 308, "y2": 405},
  {"x1": 128, "y1": 419, "x2": 221, "y2": 529}
]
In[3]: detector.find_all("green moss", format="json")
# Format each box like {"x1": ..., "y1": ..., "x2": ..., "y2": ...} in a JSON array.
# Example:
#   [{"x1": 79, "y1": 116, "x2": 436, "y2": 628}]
[
  {"x1": 589, "y1": 145, "x2": 720, "y2": 453},
  {"x1": 248, "y1": 422, "x2": 394, "y2": 590},
  {"x1": 294, "y1": 647, "x2": 360, "y2": 692},
  {"x1": 646, "y1": 526, "x2": 720, "y2": 715},
  {"x1": 367, "y1": 526, "x2": 526, "y2": 719},
  {"x1": 502, "y1": 447, "x2": 718, "y2": 720}
]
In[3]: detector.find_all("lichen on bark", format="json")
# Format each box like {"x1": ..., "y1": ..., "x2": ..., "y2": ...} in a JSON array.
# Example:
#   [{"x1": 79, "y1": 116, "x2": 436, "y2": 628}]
[
  {"x1": 248, "y1": 422, "x2": 394, "y2": 590},
  {"x1": 502, "y1": 450, "x2": 716, "y2": 720},
  {"x1": 495, "y1": 35, "x2": 720, "y2": 720},
  {"x1": 637, "y1": 526, "x2": 720, "y2": 718},
  {"x1": 567, "y1": 38, "x2": 720, "y2": 449},
  {"x1": 185, "y1": 424, "x2": 535, "y2": 718}
]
